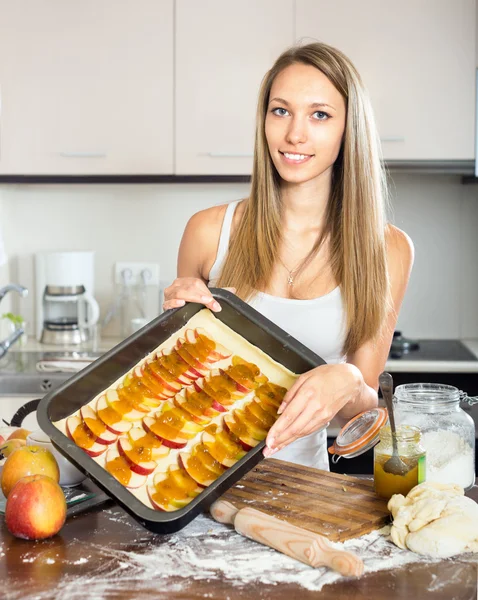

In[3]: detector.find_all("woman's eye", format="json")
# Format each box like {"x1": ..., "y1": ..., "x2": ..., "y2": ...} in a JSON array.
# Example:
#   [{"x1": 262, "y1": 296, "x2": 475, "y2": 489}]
[
  {"x1": 271, "y1": 107, "x2": 289, "y2": 117},
  {"x1": 313, "y1": 111, "x2": 330, "y2": 120}
]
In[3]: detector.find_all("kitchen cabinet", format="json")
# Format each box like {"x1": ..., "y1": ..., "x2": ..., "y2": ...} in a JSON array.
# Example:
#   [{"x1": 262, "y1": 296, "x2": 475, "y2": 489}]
[
  {"x1": 0, "y1": 0, "x2": 174, "y2": 175},
  {"x1": 295, "y1": 0, "x2": 476, "y2": 161},
  {"x1": 175, "y1": 0, "x2": 295, "y2": 175}
]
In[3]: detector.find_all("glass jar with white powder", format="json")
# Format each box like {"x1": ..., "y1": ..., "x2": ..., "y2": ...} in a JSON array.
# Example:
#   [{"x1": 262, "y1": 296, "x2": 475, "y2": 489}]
[{"x1": 394, "y1": 383, "x2": 477, "y2": 490}]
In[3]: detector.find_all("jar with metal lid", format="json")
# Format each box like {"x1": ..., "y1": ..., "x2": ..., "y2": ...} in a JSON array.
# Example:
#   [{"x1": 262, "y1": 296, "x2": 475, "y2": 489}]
[
  {"x1": 373, "y1": 425, "x2": 426, "y2": 499},
  {"x1": 393, "y1": 383, "x2": 477, "y2": 490}
]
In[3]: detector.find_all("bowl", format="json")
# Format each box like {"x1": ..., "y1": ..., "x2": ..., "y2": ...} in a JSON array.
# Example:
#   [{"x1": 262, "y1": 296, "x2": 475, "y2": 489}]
[{"x1": 26, "y1": 429, "x2": 86, "y2": 487}]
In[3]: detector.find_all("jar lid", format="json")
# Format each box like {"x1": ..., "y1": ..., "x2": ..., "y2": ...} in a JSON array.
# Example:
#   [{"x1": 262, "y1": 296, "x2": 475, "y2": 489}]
[{"x1": 328, "y1": 407, "x2": 388, "y2": 459}]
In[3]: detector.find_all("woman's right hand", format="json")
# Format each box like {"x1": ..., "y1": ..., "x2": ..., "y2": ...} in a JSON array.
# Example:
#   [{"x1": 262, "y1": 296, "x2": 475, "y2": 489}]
[{"x1": 162, "y1": 277, "x2": 236, "y2": 312}]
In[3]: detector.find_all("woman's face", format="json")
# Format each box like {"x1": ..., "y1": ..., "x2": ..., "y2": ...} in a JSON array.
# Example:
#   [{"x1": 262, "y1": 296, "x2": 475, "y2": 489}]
[{"x1": 265, "y1": 62, "x2": 346, "y2": 186}]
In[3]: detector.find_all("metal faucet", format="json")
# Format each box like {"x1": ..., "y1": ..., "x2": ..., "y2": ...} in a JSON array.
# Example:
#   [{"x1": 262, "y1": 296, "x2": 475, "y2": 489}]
[{"x1": 0, "y1": 284, "x2": 28, "y2": 359}]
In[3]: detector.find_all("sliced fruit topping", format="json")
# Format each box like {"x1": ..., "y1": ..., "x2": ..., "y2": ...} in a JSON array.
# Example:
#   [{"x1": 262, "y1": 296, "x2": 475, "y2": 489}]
[
  {"x1": 132, "y1": 365, "x2": 168, "y2": 402},
  {"x1": 105, "y1": 389, "x2": 145, "y2": 422},
  {"x1": 225, "y1": 356, "x2": 268, "y2": 392},
  {"x1": 202, "y1": 428, "x2": 247, "y2": 468},
  {"x1": 255, "y1": 382, "x2": 287, "y2": 409},
  {"x1": 66, "y1": 416, "x2": 107, "y2": 457},
  {"x1": 193, "y1": 328, "x2": 232, "y2": 361},
  {"x1": 175, "y1": 338, "x2": 211, "y2": 373},
  {"x1": 143, "y1": 416, "x2": 189, "y2": 449},
  {"x1": 147, "y1": 357, "x2": 182, "y2": 395},
  {"x1": 158, "y1": 348, "x2": 193, "y2": 382},
  {"x1": 105, "y1": 447, "x2": 147, "y2": 488},
  {"x1": 179, "y1": 452, "x2": 222, "y2": 487},
  {"x1": 128, "y1": 427, "x2": 169, "y2": 460},
  {"x1": 243, "y1": 399, "x2": 276, "y2": 429},
  {"x1": 174, "y1": 391, "x2": 212, "y2": 426},
  {"x1": 192, "y1": 443, "x2": 227, "y2": 476},
  {"x1": 80, "y1": 405, "x2": 118, "y2": 445},
  {"x1": 233, "y1": 409, "x2": 269, "y2": 441},
  {"x1": 96, "y1": 394, "x2": 133, "y2": 435},
  {"x1": 117, "y1": 437, "x2": 157, "y2": 475},
  {"x1": 148, "y1": 467, "x2": 200, "y2": 511},
  {"x1": 223, "y1": 413, "x2": 258, "y2": 451},
  {"x1": 116, "y1": 381, "x2": 154, "y2": 413}
]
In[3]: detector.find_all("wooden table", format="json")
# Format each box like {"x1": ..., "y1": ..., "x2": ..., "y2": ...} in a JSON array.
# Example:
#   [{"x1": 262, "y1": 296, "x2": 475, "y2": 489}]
[{"x1": 1, "y1": 483, "x2": 477, "y2": 600}]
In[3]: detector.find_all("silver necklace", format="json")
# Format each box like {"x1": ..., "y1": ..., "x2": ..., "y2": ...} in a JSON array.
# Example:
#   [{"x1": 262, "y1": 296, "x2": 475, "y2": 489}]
[{"x1": 278, "y1": 257, "x2": 303, "y2": 287}]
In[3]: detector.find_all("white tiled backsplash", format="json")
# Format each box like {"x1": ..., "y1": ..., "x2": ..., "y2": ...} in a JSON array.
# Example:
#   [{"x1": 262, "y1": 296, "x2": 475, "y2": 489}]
[{"x1": 0, "y1": 173, "x2": 477, "y2": 340}]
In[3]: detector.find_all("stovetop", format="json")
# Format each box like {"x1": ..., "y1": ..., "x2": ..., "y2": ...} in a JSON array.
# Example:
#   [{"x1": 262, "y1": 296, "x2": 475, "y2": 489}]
[{"x1": 388, "y1": 339, "x2": 478, "y2": 361}]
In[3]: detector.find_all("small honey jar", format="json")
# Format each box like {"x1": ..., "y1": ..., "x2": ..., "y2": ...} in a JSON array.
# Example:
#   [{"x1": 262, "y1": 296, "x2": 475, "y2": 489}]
[{"x1": 373, "y1": 425, "x2": 426, "y2": 499}]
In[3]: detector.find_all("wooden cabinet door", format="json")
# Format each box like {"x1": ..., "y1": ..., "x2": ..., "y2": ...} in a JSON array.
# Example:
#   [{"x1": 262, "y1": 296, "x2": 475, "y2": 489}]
[
  {"x1": 0, "y1": 1, "x2": 174, "y2": 174},
  {"x1": 175, "y1": 0, "x2": 294, "y2": 175},
  {"x1": 296, "y1": 0, "x2": 476, "y2": 160}
]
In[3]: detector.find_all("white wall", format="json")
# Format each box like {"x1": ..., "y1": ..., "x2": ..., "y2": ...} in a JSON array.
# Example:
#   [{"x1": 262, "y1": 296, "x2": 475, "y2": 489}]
[{"x1": 0, "y1": 175, "x2": 477, "y2": 340}]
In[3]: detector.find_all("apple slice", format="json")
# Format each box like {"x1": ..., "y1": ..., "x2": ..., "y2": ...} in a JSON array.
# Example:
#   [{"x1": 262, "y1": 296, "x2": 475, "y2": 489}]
[
  {"x1": 66, "y1": 416, "x2": 107, "y2": 457},
  {"x1": 179, "y1": 452, "x2": 220, "y2": 487},
  {"x1": 117, "y1": 437, "x2": 157, "y2": 475},
  {"x1": 80, "y1": 405, "x2": 118, "y2": 445},
  {"x1": 202, "y1": 429, "x2": 246, "y2": 468},
  {"x1": 159, "y1": 403, "x2": 203, "y2": 437},
  {"x1": 149, "y1": 470, "x2": 195, "y2": 511},
  {"x1": 234, "y1": 409, "x2": 268, "y2": 441},
  {"x1": 148, "y1": 484, "x2": 178, "y2": 511},
  {"x1": 148, "y1": 357, "x2": 183, "y2": 392},
  {"x1": 173, "y1": 391, "x2": 212, "y2": 426},
  {"x1": 244, "y1": 398, "x2": 276, "y2": 429},
  {"x1": 96, "y1": 395, "x2": 133, "y2": 435},
  {"x1": 143, "y1": 416, "x2": 189, "y2": 449},
  {"x1": 167, "y1": 465, "x2": 203, "y2": 498},
  {"x1": 128, "y1": 427, "x2": 169, "y2": 460},
  {"x1": 194, "y1": 328, "x2": 232, "y2": 360},
  {"x1": 105, "y1": 447, "x2": 147, "y2": 489},
  {"x1": 255, "y1": 382, "x2": 287, "y2": 410},
  {"x1": 105, "y1": 389, "x2": 145, "y2": 422},
  {"x1": 193, "y1": 443, "x2": 227, "y2": 476},
  {"x1": 223, "y1": 413, "x2": 257, "y2": 451},
  {"x1": 175, "y1": 338, "x2": 210, "y2": 375},
  {"x1": 132, "y1": 366, "x2": 166, "y2": 404},
  {"x1": 116, "y1": 383, "x2": 152, "y2": 413}
]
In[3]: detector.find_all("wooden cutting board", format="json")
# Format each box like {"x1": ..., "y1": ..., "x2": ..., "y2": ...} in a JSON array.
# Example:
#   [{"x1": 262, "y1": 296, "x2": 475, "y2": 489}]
[{"x1": 219, "y1": 458, "x2": 390, "y2": 542}]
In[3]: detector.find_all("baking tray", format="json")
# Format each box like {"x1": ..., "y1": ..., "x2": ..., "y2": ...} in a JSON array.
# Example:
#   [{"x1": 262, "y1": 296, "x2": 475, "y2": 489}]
[{"x1": 37, "y1": 288, "x2": 326, "y2": 533}]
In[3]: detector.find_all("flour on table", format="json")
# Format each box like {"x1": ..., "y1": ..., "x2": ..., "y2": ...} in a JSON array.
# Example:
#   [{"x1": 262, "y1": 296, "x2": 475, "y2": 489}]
[{"x1": 4, "y1": 508, "x2": 467, "y2": 600}]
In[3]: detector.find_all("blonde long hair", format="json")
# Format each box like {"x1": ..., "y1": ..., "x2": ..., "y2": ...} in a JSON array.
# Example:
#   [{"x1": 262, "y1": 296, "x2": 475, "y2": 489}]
[{"x1": 217, "y1": 42, "x2": 389, "y2": 357}]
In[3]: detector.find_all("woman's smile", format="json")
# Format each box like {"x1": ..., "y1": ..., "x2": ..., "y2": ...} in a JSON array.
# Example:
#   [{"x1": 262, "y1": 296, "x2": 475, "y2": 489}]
[{"x1": 279, "y1": 151, "x2": 314, "y2": 165}]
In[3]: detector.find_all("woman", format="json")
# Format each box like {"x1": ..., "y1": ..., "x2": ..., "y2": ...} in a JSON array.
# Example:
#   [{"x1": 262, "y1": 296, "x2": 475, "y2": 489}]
[{"x1": 163, "y1": 42, "x2": 414, "y2": 469}]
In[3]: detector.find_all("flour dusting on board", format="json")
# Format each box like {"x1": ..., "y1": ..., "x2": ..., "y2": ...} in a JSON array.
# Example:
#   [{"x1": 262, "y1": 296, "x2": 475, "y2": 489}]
[{"x1": 3, "y1": 507, "x2": 464, "y2": 600}]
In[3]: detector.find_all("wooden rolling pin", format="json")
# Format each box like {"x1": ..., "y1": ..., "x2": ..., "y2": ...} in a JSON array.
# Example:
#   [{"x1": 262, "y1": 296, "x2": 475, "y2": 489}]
[{"x1": 210, "y1": 499, "x2": 364, "y2": 577}]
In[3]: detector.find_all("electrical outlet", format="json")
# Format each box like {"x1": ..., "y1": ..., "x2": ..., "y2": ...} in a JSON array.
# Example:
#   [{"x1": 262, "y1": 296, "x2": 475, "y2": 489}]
[{"x1": 114, "y1": 262, "x2": 160, "y2": 286}]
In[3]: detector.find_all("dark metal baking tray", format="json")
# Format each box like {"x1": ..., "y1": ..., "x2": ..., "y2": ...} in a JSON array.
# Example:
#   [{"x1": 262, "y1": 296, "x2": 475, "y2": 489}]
[{"x1": 37, "y1": 288, "x2": 326, "y2": 533}]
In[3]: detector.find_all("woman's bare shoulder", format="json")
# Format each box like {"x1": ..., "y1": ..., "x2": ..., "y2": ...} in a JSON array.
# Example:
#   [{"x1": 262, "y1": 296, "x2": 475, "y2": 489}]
[
  {"x1": 385, "y1": 224, "x2": 415, "y2": 281},
  {"x1": 179, "y1": 201, "x2": 244, "y2": 279}
]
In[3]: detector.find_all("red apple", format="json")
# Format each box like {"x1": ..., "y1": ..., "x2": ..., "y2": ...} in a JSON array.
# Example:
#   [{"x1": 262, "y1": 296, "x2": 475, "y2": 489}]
[
  {"x1": 0, "y1": 439, "x2": 26, "y2": 459},
  {"x1": 1, "y1": 445, "x2": 60, "y2": 498},
  {"x1": 104, "y1": 447, "x2": 148, "y2": 489},
  {"x1": 7, "y1": 428, "x2": 31, "y2": 442},
  {"x1": 96, "y1": 395, "x2": 133, "y2": 435},
  {"x1": 5, "y1": 475, "x2": 66, "y2": 540},
  {"x1": 117, "y1": 437, "x2": 157, "y2": 475},
  {"x1": 66, "y1": 416, "x2": 107, "y2": 458},
  {"x1": 80, "y1": 406, "x2": 118, "y2": 445}
]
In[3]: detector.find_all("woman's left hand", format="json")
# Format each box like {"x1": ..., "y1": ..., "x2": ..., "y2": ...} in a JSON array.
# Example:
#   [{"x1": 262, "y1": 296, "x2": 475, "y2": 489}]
[{"x1": 263, "y1": 363, "x2": 363, "y2": 457}]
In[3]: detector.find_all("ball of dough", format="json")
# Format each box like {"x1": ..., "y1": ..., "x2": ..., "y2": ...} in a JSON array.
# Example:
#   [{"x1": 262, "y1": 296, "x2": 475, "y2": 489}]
[{"x1": 388, "y1": 482, "x2": 478, "y2": 558}]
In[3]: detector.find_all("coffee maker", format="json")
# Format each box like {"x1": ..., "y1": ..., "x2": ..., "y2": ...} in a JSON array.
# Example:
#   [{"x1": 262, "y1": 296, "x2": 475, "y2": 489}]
[{"x1": 35, "y1": 251, "x2": 100, "y2": 345}]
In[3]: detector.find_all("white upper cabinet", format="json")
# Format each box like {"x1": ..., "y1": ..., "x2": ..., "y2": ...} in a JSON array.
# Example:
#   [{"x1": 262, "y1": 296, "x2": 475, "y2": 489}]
[
  {"x1": 296, "y1": 0, "x2": 476, "y2": 161},
  {"x1": 0, "y1": 1, "x2": 174, "y2": 175},
  {"x1": 175, "y1": 0, "x2": 295, "y2": 175}
]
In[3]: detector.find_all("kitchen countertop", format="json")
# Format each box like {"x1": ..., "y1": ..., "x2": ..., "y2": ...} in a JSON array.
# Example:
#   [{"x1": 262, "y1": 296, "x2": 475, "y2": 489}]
[
  {"x1": 1, "y1": 481, "x2": 477, "y2": 600},
  {"x1": 385, "y1": 339, "x2": 478, "y2": 373}
]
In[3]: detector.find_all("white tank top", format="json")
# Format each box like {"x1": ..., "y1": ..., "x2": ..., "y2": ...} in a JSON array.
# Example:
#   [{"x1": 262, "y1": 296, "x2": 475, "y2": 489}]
[{"x1": 208, "y1": 200, "x2": 347, "y2": 470}]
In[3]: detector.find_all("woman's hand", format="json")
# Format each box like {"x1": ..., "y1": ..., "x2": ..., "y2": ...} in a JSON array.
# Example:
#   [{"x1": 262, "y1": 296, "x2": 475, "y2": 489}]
[
  {"x1": 162, "y1": 277, "x2": 236, "y2": 312},
  {"x1": 263, "y1": 363, "x2": 364, "y2": 457}
]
